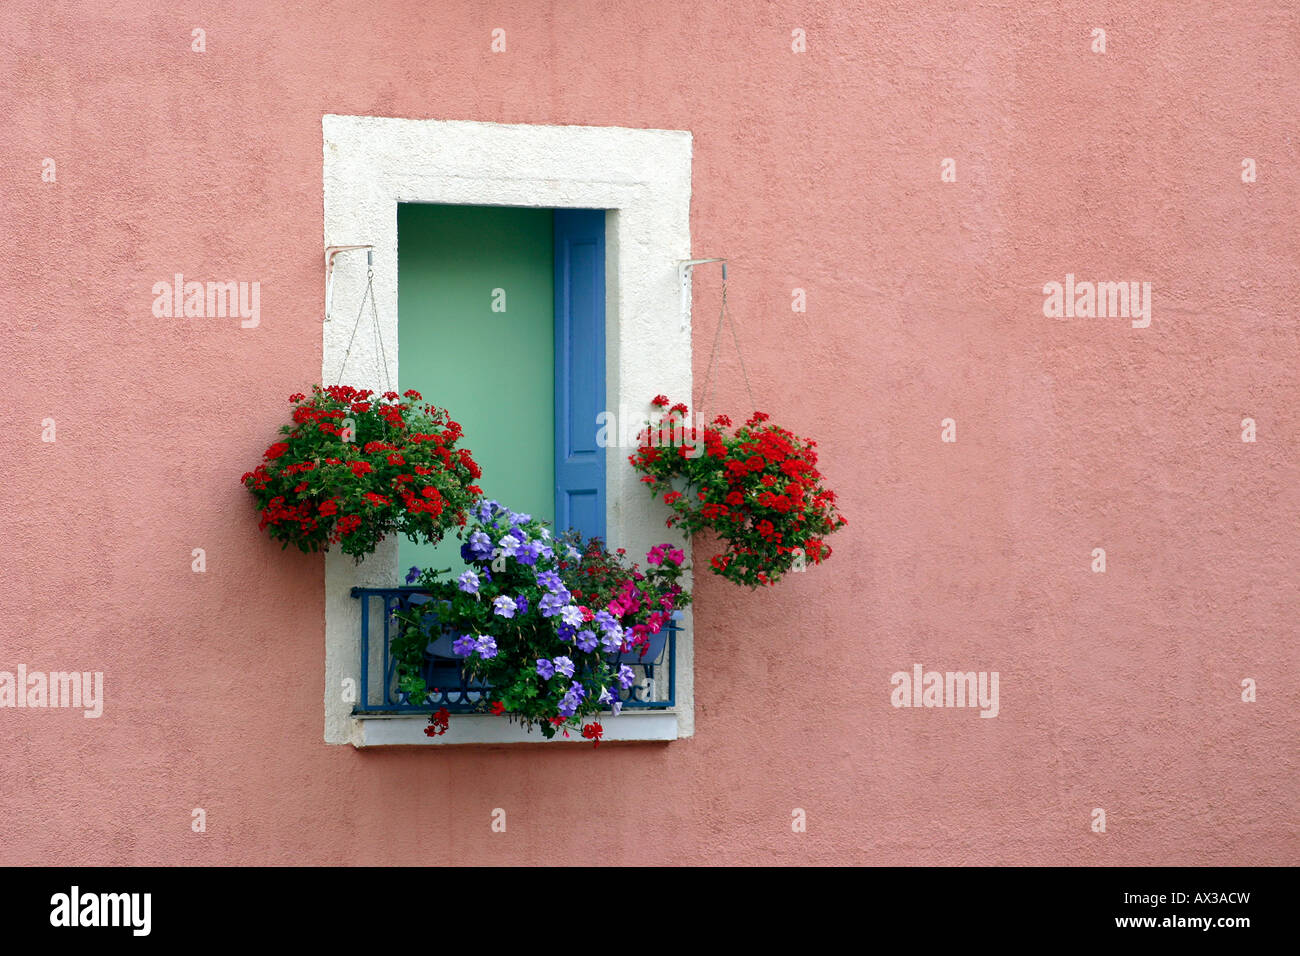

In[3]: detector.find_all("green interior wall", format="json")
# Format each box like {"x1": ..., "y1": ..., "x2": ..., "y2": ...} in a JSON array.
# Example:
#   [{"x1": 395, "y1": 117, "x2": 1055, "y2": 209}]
[{"x1": 397, "y1": 203, "x2": 555, "y2": 576}]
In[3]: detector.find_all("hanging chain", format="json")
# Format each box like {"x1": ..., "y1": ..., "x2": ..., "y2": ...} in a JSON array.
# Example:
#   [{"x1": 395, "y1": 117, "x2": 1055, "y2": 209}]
[
  {"x1": 334, "y1": 261, "x2": 392, "y2": 391},
  {"x1": 369, "y1": 263, "x2": 392, "y2": 392},
  {"x1": 698, "y1": 272, "x2": 756, "y2": 416}
]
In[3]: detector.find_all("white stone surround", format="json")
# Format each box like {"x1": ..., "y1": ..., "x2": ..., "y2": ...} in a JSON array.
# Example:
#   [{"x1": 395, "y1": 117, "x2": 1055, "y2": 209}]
[{"x1": 321, "y1": 116, "x2": 694, "y2": 746}]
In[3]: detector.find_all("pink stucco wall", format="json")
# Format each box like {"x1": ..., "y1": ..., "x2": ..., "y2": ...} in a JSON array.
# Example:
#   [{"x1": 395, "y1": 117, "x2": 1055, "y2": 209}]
[{"x1": 1, "y1": 1, "x2": 1295, "y2": 865}]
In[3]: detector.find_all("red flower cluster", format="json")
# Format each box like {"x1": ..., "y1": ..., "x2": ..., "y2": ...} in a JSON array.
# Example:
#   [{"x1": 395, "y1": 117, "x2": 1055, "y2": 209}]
[
  {"x1": 581, "y1": 721, "x2": 604, "y2": 747},
  {"x1": 241, "y1": 385, "x2": 482, "y2": 558},
  {"x1": 425, "y1": 707, "x2": 450, "y2": 737},
  {"x1": 628, "y1": 398, "x2": 845, "y2": 588}
]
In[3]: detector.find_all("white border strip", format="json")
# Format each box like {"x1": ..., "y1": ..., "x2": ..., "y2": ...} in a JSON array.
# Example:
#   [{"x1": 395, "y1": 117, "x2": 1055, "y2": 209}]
[{"x1": 355, "y1": 711, "x2": 678, "y2": 747}]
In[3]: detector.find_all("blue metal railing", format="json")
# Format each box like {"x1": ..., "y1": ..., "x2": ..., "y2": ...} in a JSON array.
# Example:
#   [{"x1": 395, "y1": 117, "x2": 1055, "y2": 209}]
[{"x1": 350, "y1": 586, "x2": 677, "y2": 715}]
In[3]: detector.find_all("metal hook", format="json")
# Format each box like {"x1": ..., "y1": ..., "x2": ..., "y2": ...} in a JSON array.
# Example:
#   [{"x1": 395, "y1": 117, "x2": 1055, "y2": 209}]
[
  {"x1": 677, "y1": 257, "x2": 728, "y2": 331},
  {"x1": 325, "y1": 244, "x2": 374, "y2": 321}
]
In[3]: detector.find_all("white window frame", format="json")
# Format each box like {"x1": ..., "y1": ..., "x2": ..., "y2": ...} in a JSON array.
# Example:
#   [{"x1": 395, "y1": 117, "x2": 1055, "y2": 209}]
[{"x1": 321, "y1": 115, "x2": 694, "y2": 746}]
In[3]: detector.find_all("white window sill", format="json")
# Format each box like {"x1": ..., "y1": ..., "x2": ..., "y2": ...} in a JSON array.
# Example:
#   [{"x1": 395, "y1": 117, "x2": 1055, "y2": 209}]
[{"x1": 350, "y1": 711, "x2": 678, "y2": 747}]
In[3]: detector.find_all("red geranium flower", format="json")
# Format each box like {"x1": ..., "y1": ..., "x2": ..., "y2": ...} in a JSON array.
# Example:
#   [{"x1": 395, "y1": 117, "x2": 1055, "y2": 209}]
[
  {"x1": 243, "y1": 384, "x2": 483, "y2": 559},
  {"x1": 627, "y1": 398, "x2": 844, "y2": 586},
  {"x1": 425, "y1": 707, "x2": 450, "y2": 736}
]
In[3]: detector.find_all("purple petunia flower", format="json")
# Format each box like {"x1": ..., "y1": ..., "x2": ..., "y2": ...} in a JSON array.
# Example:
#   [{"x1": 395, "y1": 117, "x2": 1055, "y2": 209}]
[
  {"x1": 536, "y1": 658, "x2": 555, "y2": 679},
  {"x1": 560, "y1": 605, "x2": 584, "y2": 628},
  {"x1": 558, "y1": 681, "x2": 586, "y2": 718},
  {"x1": 515, "y1": 595, "x2": 529, "y2": 615},
  {"x1": 451, "y1": 634, "x2": 477, "y2": 657},
  {"x1": 498, "y1": 533, "x2": 522, "y2": 558},
  {"x1": 539, "y1": 591, "x2": 569, "y2": 617},
  {"x1": 475, "y1": 635, "x2": 498, "y2": 659},
  {"x1": 617, "y1": 664, "x2": 635, "y2": 690},
  {"x1": 458, "y1": 570, "x2": 480, "y2": 594},
  {"x1": 466, "y1": 531, "x2": 493, "y2": 561},
  {"x1": 493, "y1": 595, "x2": 517, "y2": 618},
  {"x1": 515, "y1": 540, "x2": 544, "y2": 566},
  {"x1": 553, "y1": 656, "x2": 575, "y2": 679},
  {"x1": 474, "y1": 500, "x2": 500, "y2": 523},
  {"x1": 535, "y1": 570, "x2": 565, "y2": 593},
  {"x1": 575, "y1": 630, "x2": 598, "y2": 652},
  {"x1": 600, "y1": 627, "x2": 625, "y2": 653},
  {"x1": 405, "y1": 566, "x2": 421, "y2": 584}
]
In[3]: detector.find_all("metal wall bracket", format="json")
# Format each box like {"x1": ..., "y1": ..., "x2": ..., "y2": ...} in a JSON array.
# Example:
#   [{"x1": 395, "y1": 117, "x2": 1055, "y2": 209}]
[
  {"x1": 325, "y1": 244, "x2": 374, "y2": 321},
  {"x1": 678, "y1": 257, "x2": 727, "y2": 331}
]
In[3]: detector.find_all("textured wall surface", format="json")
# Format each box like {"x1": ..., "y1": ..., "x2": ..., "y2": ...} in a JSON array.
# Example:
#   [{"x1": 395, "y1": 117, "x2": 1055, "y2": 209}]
[{"x1": 0, "y1": 1, "x2": 1295, "y2": 865}]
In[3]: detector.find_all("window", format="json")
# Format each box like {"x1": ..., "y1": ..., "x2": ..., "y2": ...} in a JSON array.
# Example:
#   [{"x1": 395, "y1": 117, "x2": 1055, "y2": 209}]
[
  {"x1": 322, "y1": 116, "x2": 693, "y2": 745},
  {"x1": 395, "y1": 205, "x2": 606, "y2": 579}
]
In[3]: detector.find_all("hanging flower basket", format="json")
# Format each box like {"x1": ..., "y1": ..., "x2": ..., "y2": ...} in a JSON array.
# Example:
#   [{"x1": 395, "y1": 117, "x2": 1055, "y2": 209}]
[
  {"x1": 628, "y1": 396, "x2": 846, "y2": 588},
  {"x1": 392, "y1": 500, "x2": 690, "y2": 745},
  {"x1": 241, "y1": 385, "x2": 482, "y2": 558}
]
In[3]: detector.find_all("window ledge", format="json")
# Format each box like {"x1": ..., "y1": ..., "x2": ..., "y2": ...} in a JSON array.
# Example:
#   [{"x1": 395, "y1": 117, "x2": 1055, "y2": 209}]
[{"x1": 350, "y1": 711, "x2": 678, "y2": 747}]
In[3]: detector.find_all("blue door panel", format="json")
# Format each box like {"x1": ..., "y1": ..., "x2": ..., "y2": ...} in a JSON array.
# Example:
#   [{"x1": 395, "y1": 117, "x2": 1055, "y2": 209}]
[{"x1": 553, "y1": 209, "x2": 606, "y2": 542}]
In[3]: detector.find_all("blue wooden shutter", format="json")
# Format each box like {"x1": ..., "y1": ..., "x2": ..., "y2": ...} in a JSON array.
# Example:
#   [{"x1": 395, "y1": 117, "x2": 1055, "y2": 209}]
[{"x1": 553, "y1": 209, "x2": 606, "y2": 542}]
